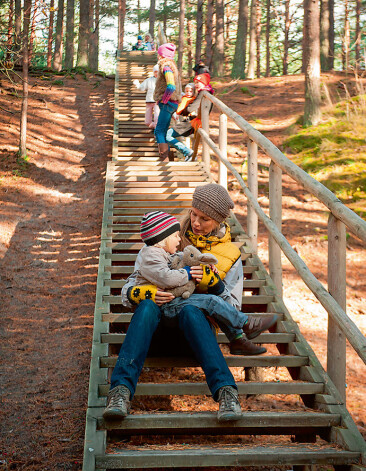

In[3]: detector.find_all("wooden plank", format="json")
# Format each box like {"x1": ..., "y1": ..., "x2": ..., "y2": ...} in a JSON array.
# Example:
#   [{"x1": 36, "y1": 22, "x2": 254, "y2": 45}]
[
  {"x1": 100, "y1": 332, "x2": 295, "y2": 344},
  {"x1": 100, "y1": 354, "x2": 308, "y2": 369},
  {"x1": 95, "y1": 448, "x2": 360, "y2": 469},
  {"x1": 103, "y1": 277, "x2": 267, "y2": 287},
  {"x1": 103, "y1": 294, "x2": 274, "y2": 305},
  {"x1": 98, "y1": 410, "x2": 340, "y2": 430},
  {"x1": 112, "y1": 194, "x2": 194, "y2": 201},
  {"x1": 99, "y1": 381, "x2": 324, "y2": 397}
]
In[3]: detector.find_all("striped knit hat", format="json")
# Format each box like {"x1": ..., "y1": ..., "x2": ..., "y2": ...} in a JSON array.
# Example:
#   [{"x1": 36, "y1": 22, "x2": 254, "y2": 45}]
[{"x1": 140, "y1": 211, "x2": 181, "y2": 246}]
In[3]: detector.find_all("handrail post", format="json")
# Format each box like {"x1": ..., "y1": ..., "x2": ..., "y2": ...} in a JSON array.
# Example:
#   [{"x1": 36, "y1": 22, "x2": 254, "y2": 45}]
[
  {"x1": 269, "y1": 161, "x2": 283, "y2": 296},
  {"x1": 201, "y1": 97, "x2": 211, "y2": 171},
  {"x1": 218, "y1": 114, "x2": 228, "y2": 189},
  {"x1": 327, "y1": 213, "x2": 347, "y2": 402},
  {"x1": 247, "y1": 139, "x2": 258, "y2": 252}
]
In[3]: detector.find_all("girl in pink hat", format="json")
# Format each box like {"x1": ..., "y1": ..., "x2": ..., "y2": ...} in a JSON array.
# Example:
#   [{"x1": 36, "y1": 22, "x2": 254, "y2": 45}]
[{"x1": 153, "y1": 43, "x2": 181, "y2": 161}]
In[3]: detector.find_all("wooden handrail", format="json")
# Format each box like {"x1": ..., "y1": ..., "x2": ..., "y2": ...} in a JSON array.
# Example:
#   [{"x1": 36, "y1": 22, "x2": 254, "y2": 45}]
[
  {"x1": 202, "y1": 91, "x2": 366, "y2": 243},
  {"x1": 197, "y1": 126, "x2": 366, "y2": 365}
]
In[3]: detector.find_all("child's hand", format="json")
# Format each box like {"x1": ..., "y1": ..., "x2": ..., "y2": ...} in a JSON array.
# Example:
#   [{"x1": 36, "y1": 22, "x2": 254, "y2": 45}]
[
  {"x1": 133, "y1": 79, "x2": 140, "y2": 87},
  {"x1": 190, "y1": 265, "x2": 203, "y2": 283},
  {"x1": 155, "y1": 290, "x2": 175, "y2": 305},
  {"x1": 209, "y1": 264, "x2": 219, "y2": 274}
]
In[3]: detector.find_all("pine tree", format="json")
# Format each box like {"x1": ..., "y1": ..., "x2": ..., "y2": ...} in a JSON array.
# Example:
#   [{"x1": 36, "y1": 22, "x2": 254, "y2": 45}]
[
  {"x1": 247, "y1": 0, "x2": 256, "y2": 79},
  {"x1": 64, "y1": 0, "x2": 75, "y2": 68},
  {"x1": 303, "y1": 0, "x2": 321, "y2": 126},
  {"x1": 213, "y1": 0, "x2": 225, "y2": 76},
  {"x1": 231, "y1": 0, "x2": 249, "y2": 78},
  {"x1": 77, "y1": 0, "x2": 89, "y2": 66},
  {"x1": 53, "y1": 0, "x2": 65, "y2": 71}
]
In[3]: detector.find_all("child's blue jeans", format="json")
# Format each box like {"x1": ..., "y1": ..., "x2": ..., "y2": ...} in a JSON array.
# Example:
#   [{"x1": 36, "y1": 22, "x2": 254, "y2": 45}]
[
  {"x1": 160, "y1": 293, "x2": 247, "y2": 342},
  {"x1": 154, "y1": 101, "x2": 178, "y2": 143}
]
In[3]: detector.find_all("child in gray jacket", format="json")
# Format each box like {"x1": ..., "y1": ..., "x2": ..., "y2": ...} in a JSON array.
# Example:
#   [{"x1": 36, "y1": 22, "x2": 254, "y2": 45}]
[{"x1": 123, "y1": 211, "x2": 277, "y2": 351}]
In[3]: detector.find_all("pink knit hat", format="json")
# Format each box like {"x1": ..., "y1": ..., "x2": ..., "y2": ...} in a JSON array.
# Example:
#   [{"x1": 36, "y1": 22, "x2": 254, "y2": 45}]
[{"x1": 157, "y1": 43, "x2": 176, "y2": 59}]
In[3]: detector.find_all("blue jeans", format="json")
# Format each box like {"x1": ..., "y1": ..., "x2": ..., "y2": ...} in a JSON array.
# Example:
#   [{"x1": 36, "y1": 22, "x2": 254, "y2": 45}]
[
  {"x1": 110, "y1": 300, "x2": 236, "y2": 400},
  {"x1": 154, "y1": 101, "x2": 178, "y2": 143},
  {"x1": 161, "y1": 293, "x2": 246, "y2": 342},
  {"x1": 166, "y1": 128, "x2": 193, "y2": 157}
]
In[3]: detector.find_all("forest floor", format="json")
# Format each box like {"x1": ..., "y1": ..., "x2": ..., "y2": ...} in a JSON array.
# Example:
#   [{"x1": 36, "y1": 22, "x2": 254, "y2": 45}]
[{"x1": 0, "y1": 70, "x2": 365, "y2": 470}]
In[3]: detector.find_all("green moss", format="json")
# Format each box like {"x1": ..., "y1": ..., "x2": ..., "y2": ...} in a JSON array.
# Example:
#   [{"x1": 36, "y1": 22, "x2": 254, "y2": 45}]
[{"x1": 284, "y1": 96, "x2": 366, "y2": 220}]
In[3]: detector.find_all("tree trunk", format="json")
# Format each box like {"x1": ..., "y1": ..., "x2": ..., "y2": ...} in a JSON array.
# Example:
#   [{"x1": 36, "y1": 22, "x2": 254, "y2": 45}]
[
  {"x1": 88, "y1": 0, "x2": 98, "y2": 71},
  {"x1": 149, "y1": 0, "x2": 156, "y2": 37},
  {"x1": 29, "y1": 0, "x2": 38, "y2": 63},
  {"x1": 355, "y1": 0, "x2": 360, "y2": 69},
  {"x1": 256, "y1": 0, "x2": 261, "y2": 77},
  {"x1": 118, "y1": 0, "x2": 126, "y2": 51},
  {"x1": 14, "y1": 0, "x2": 22, "y2": 54},
  {"x1": 342, "y1": 0, "x2": 350, "y2": 71},
  {"x1": 19, "y1": 0, "x2": 32, "y2": 159},
  {"x1": 265, "y1": 0, "x2": 270, "y2": 77},
  {"x1": 163, "y1": 0, "x2": 167, "y2": 33},
  {"x1": 226, "y1": 3, "x2": 231, "y2": 42},
  {"x1": 137, "y1": 0, "x2": 141, "y2": 34},
  {"x1": 47, "y1": 0, "x2": 55, "y2": 68},
  {"x1": 302, "y1": 0, "x2": 307, "y2": 73},
  {"x1": 320, "y1": 0, "x2": 330, "y2": 71},
  {"x1": 247, "y1": 0, "x2": 256, "y2": 79},
  {"x1": 53, "y1": 0, "x2": 65, "y2": 71},
  {"x1": 213, "y1": 0, "x2": 225, "y2": 76},
  {"x1": 186, "y1": 18, "x2": 193, "y2": 76},
  {"x1": 231, "y1": 0, "x2": 248, "y2": 78},
  {"x1": 195, "y1": 0, "x2": 203, "y2": 64},
  {"x1": 64, "y1": 0, "x2": 75, "y2": 68},
  {"x1": 76, "y1": 0, "x2": 89, "y2": 66},
  {"x1": 328, "y1": 0, "x2": 334, "y2": 69},
  {"x1": 303, "y1": 0, "x2": 321, "y2": 126},
  {"x1": 6, "y1": 0, "x2": 14, "y2": 61},
  {"x1": 283, "y1": 0, "x2": 290, "y2": 75},
  {"x1": 205, "y1": 0, "x2": 214, "y2": 69},
  {"x1": 178, "y1": 0, "x2": 185, "y2": 79}
]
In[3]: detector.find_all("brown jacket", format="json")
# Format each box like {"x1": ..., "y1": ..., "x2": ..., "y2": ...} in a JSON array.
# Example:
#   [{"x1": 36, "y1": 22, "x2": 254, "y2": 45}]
[{"x1": 153, "y1": 57, "x2": 180, "y2": 103}]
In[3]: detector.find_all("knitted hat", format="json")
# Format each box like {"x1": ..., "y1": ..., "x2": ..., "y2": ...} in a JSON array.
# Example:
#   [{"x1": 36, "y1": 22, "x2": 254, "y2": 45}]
[
  {"x1": 140, "y1": 211, "x2": 180, "y2": 246},
  {"x1": 194, "y1": 73, "x2": 211, "y2": 87},
  {"x1": 157, "y1": 43, "x2": 176, "y2": 59},
  {"x1": 192, "y1": 184, "x2": 234, "y2": 223},
  {"x1": 153, "y1": 64, "x2": 159, "y2": 72},
  {"x1": 138, "y1": 35, "x2": 143, "y2": 40}
]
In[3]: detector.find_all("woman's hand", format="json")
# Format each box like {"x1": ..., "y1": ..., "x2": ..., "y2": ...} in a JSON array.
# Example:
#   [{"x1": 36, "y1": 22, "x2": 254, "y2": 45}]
[
  {"x1": 155, "y1": 290, "x2": 175, "y2": 305},
  {"x1": 190, "y1": 265, "x2": 204, "y2": 283}
]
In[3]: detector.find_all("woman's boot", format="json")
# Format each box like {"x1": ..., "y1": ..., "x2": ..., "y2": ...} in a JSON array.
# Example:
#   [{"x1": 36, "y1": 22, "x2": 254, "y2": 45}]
[{"x1": 158, "y1": 143, "x2": 169, "y2": 161}]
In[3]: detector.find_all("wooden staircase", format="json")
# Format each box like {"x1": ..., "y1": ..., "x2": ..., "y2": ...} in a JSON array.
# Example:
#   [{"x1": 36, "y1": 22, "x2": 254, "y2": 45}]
[{"x1": 82, "y1": 51, "x2": 365, "y2": 470}]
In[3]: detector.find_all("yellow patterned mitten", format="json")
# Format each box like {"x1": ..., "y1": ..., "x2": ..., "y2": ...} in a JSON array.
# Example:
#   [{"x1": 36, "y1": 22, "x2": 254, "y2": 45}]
[
  {"x1": 127, "y1": 284, "x2": 158, "y2": 305},
  {"x1": 196, "y1": 265, "x2": 225, "y2": 295}
]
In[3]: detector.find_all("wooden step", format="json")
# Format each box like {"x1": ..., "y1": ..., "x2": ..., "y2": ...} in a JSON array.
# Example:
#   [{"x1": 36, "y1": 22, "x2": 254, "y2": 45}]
[
  {"x1": 98, "y1": 381, "x2": 324, "y2": 397},
  {"x1": 100, "y1": 332, "x2": 294, "y2": 345},
  {"x1": 95, "y1": 446, "x2": 360, "y2": 469},
  {"x1": 100, "y1": 354, "x2": 307, "y2": 369},
  {"x1": 98, "y1": 410, "x2": 340, "y2": 433}
]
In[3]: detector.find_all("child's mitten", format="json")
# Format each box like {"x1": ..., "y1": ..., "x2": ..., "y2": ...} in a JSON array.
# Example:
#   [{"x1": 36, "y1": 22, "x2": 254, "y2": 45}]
[
  {"x1": 196, "y1": 265, "x2": 225, "y2": 295},
  {"x1": 127, "y1": 284, "x2": 158, "y2": 304}
]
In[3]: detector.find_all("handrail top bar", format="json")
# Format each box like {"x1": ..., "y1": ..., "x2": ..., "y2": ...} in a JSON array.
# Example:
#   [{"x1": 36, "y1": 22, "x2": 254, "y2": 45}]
[{"x1": 202, "y1": 91, "x2": 366, "y2": 244}]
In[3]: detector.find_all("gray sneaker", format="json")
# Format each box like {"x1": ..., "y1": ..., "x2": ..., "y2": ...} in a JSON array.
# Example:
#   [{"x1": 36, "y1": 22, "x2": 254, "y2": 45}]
[
  {"x1": 217, "y1": 386, "x2": 242, "y2": 422},
  {"x1": 103, "y1": 385, "x2": 131, "y2": 420}
]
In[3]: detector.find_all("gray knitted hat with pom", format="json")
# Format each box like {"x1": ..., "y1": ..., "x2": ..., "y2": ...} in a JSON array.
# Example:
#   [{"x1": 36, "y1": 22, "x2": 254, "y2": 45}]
[{"x1": 192, "y1": 183, "x2": 234, "y2": 223}]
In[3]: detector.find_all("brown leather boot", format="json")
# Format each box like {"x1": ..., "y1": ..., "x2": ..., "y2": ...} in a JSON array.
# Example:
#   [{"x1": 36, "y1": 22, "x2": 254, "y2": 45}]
[
  {"x1": 229, "y1": 336, "x2": 267, "y2": 355},
  {"x1": 158, "y1": 143, "x2": 169, "y2": 161},
  {"x1": 168, "y1": 149, "x2": 175, "y2": 161},
  {"x1": 242, "y1": 314, "x2": 278, "y2": 340}
]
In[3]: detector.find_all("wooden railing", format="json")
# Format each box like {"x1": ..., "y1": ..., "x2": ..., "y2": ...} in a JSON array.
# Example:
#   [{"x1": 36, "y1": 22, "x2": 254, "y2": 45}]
[{"x1": 197, "y1": 90, "x2": 366, "y2": 401}]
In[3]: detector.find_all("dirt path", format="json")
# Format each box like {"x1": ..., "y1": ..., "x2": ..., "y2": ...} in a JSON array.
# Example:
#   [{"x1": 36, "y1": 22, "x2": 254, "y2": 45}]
[{"x1": 0, "y1": 71, "x2": 364, "y2": 470}]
